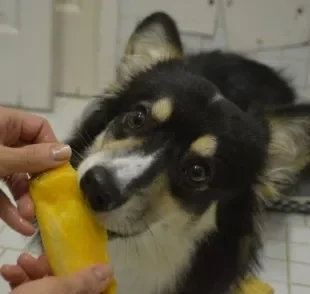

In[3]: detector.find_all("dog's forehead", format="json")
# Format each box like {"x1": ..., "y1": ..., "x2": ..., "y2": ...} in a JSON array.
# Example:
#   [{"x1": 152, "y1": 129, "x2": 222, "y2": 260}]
[
  {"x1": 148, "y1": 96, "x2": 263, "y2": 162},
  {"x1": 148, "y1": 92, "x2": 240, "y2": 132},
  {"x1": 123, "y1": 63, "x2": 219, "y2": 105},
  {"x1": 142, "y1": 82, "x2": 224, "y2": 126},
  {"x1": 120, "y1": 65, "x2": 258, "y2": 146}
]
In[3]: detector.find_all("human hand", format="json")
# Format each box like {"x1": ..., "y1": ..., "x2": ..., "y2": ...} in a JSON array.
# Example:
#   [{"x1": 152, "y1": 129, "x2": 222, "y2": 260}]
[
  {"x1": 0, "y1": 107, "x2": 71, "y2": 235},
  {"x1": 1, "y1": 253, "x2": 113, "y2": 294},
  {"x1": 1, "y1": 253, "x2": 52, "y2": 288}
]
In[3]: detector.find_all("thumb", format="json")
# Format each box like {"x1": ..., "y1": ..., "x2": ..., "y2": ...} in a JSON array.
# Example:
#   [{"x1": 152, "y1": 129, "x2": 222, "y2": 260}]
[
  {"x1": 61, "y1": 264, "x2": 114, "y2": 294},
  {"x1": 0, "y1": 144, "x2": 71, "y2": 176}
]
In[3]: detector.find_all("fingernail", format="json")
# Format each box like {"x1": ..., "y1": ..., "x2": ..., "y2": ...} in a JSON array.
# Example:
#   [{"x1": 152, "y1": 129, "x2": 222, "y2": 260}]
[
  {"x1": 52, "y1": 145, "x2": 71, "y2": 161},
  {"x1": 93, "y1": 265, "x2": 113, "y2": 281}
]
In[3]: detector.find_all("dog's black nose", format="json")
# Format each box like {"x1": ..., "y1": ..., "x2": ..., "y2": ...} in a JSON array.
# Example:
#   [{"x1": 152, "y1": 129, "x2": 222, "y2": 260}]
[{"x1": 79, "y1": 165, "x2": 122, "y2": 212}]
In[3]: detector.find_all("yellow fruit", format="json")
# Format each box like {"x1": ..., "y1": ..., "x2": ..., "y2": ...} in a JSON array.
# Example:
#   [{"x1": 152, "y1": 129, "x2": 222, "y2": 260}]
[
  {"x1": 30, "y1": 163, "x2": 116, "y2": 294},
  {"x1": 235, "y1": 278, "x2": 274, "y2": 294}
]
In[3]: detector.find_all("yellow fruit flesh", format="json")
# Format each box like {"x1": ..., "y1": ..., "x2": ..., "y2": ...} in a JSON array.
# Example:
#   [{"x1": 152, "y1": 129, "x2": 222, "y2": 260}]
[
  {"x1": 236, "y1": 278, "x2": 274, "y2": 294},
  {"x1": 30, "y1": 163, "x2": 116, "y2": 294}
]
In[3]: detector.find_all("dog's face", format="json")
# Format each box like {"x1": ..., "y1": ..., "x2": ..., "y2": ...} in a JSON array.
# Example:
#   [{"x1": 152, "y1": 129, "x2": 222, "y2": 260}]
[{"x1": 75, "y1": 13, "x2": 268, "y2": 240}]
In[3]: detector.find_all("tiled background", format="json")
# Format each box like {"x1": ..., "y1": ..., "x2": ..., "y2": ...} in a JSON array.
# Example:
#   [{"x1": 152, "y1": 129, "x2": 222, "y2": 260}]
[{"x1": 1, "y1": 1, "x2": 310, "y2": 293}]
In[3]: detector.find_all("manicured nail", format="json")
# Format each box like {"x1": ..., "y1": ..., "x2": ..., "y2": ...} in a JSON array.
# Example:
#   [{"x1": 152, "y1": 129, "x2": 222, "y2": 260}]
[
  {"x1": 93, "y1": 265, "x2": 113, "y2": 281},
  {"x1": 52, "y1": 145, "x2": 72, "y2": 161}
]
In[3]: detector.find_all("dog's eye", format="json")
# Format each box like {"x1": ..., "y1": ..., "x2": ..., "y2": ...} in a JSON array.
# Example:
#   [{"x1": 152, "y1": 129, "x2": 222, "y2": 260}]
[
  {"x1": 126, "y1": 108, "x2": 147, "y2": 129},
  {"x1": 186, "y1": 164, "x2": 210, "y2": 183}
]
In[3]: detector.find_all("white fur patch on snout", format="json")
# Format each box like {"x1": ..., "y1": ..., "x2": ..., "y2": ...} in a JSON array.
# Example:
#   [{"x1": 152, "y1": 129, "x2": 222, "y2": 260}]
[
  {"x1": 108, "y1": 154, "x2": 156, "y2": 190},
  {"x1": 77, "y1": 151, "x2": 158, "y2": 191}
]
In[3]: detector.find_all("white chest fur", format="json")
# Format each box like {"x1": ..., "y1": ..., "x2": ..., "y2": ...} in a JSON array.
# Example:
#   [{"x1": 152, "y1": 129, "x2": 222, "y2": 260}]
[{"x1": 107, "y1": 225, "x2": 195, "y2": 294}]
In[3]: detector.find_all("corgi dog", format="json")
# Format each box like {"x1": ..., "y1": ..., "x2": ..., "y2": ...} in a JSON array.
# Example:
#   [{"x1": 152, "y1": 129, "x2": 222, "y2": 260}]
[{"x1": 40, "y1": 12, "x2": 310, "y2": 294}]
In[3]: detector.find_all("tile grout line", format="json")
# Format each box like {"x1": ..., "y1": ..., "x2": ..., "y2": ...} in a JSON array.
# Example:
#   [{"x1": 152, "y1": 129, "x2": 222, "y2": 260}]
[
  {"x1": 0, "y1": 249, "x2": 6, "y2": 259},
  {"x1": 303, "y1": 42, "x2": 310, "y2": 87},
  {"x1": 0, "y1": 222, "x2": 6, "y2": 234},
  {"x1": 288, "y1": 241, "x2": 310, "y2": 246},
  {"x1": 291, "y1": 283, "x2": 310, "y2": 288},
  {"x1": 0, "y1": 246, "x2": 26, "y2": 252},
  {"x1": 286, "y1": 223, "x2": 292, "y2": 294}
]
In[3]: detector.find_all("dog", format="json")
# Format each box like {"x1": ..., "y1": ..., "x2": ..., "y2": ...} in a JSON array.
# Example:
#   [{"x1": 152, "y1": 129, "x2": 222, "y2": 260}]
[{"x1": 37, "y1": 12, "x2": 310, "y2": 294}]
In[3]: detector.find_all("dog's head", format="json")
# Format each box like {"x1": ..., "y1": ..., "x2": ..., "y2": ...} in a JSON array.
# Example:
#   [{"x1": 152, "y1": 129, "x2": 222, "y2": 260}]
[{"x1": 73, "y1": 13, "x2": 269, "y2": 240}]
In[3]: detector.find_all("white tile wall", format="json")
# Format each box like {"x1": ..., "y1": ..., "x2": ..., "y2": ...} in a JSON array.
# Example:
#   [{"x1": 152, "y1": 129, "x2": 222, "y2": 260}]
[
  {"x1": 1, "y1": 1, "x2": 310, "y2": 293},
  {"x1": 259, "y1": 259, "x2": 288, "y2": 283},
  {"x1": 264, "y1": 240, "x2": 287, "y2": 260},
  {"x1": 291, "y1": 285, "x2": 310, "y2": 294},
  {"x1": 290, "y1": 244, "x2": 310, "y2": 264},
  {"x1": 269, "y1": 282, "x2": 289, "y2": 294}
]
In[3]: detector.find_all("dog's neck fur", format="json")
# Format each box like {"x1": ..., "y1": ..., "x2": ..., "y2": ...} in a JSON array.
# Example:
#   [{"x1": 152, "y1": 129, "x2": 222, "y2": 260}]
[{"x1": 107, "y1": 223, "x2": 196, "y2": 294}]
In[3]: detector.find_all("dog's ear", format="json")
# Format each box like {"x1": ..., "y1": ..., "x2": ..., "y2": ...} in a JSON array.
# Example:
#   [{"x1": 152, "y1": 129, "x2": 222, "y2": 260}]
[
  {"x1": 116, "y1": 12, "x2": 183, "y2": 84},
  {"x1": 255, "y1": 103, "x2": 310, "y2": 200}
]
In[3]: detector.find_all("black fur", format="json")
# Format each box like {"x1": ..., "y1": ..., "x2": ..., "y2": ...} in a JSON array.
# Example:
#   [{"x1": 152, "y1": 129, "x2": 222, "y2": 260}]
[
  {"x1": 185, "y1": 51, "x2": 296, "y2": 112},
  {"x1": 63, "y1": 12, "x2": 310, "y2": 294}
]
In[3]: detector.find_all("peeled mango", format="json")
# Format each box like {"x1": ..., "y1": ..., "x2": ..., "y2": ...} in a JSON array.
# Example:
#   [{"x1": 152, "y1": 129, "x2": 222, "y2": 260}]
[{"x1": 29, "y1": 163, "x2": 116, "y2": 294}]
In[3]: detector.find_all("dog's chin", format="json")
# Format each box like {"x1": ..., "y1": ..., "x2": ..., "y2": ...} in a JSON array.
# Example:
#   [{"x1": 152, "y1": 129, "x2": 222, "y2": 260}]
[
  {"x1": 107, "y1": 229, "x2": 139, "y2": 240},
  {"x1": 107, "y1": 230, "x2": 128, "y2": 240},
  {"x1": 90, "y1": 195, "x2": 155, "y2": 240},
  {"x1": 106, "y1": 225, "x2": 150, "y2": 240},
  {"x1": 94, "y1": 209, "x2": 151, "y2": 241}
]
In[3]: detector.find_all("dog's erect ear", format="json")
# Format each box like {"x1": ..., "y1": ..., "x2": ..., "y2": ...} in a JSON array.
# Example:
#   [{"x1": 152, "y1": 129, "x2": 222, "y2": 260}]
[
  {"x1": 255, "y1": 103, "x2": 310, "y2": 200},
  {"x1": 117, "y1": 12, "x2": 183, "y2": 84},
  {"x1": 125, "y1": 11, "x2": 183, "y2": 58}
]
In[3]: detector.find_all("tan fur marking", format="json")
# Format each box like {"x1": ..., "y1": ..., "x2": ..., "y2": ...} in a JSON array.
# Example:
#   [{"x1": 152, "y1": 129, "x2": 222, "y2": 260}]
[
  {"x1": 190, "y1": 135, "x2": 218, "y2": 157},
  {"x1": 255, "y1": 117, "x2": 310, "y2": 201},
  {"x1": 104, "y1": 82, "x2": 123, "y2": 95},
  {"x1": 103, "y1": 171, "x2": 218, "y2": 239},
  {"x1": 151, "y1": 98, "x2": 173, "y2": 123},
  {"x1": 92, "y1": 133, "x2": 144, "y2": 153},
  {"x1": 146, "y1": 173, "x2": 218, "y2": 238},
  {"x1": 103, "y1": 137, "x2": 144, "y2": 151},
  {"x1": 91, "y1": 131, "x2": 108, "y2": 152}
]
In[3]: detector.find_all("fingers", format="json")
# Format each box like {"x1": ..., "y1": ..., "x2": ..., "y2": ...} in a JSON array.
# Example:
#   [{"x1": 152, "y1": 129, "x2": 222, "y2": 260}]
[
  {"x1": 1, "y1": 264, "x2": 29, "y2": 289},
  {"x1": 18, "y1": 114, "x2": 58, "y2": 144},
  {"x1": 1, "y1": 253, "x2": 113, "y2": 294},
  {"x1": 17, "y1": 196, "x2": 34, "y2": 222},
  {"x1": 0, "y1": 144, "x2": 71, "y2": 177},
  {"x1": 11, "y1": 264, "x2": 113, "y2": 294},
  {"x1": 7, "y1": 174, "x2": 29, "y2": 201},
  {"x1": 0, "y1": 190, "x2": 35, "y2": 236},
  {"x1": 17, "y1": 253, "x2": 49, "y2": 280},
  {"x1": 6, "y1": 174, "x2": 35, "y2": 221},
  {"x1": 0, "y1": 107, "x2": 58, "y2": 145},
  {"x1": 61, "y1": 264, "x2": 114, "y2": 294},
  {"x1": 1, "y1": 253, "x2": 52, "y2": 289},
  {"x1": 37, "y1": 254, "x2": 52, "y2": 276}
]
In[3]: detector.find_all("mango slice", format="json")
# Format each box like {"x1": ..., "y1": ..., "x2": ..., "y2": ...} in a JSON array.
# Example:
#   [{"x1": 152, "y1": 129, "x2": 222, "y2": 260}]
[
  {"x1": 30, "y1": 163, "x2": 116, "y2": 294},
  {"x1": 236, "y1": 277, "x2": 274, "y2": 294}
]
